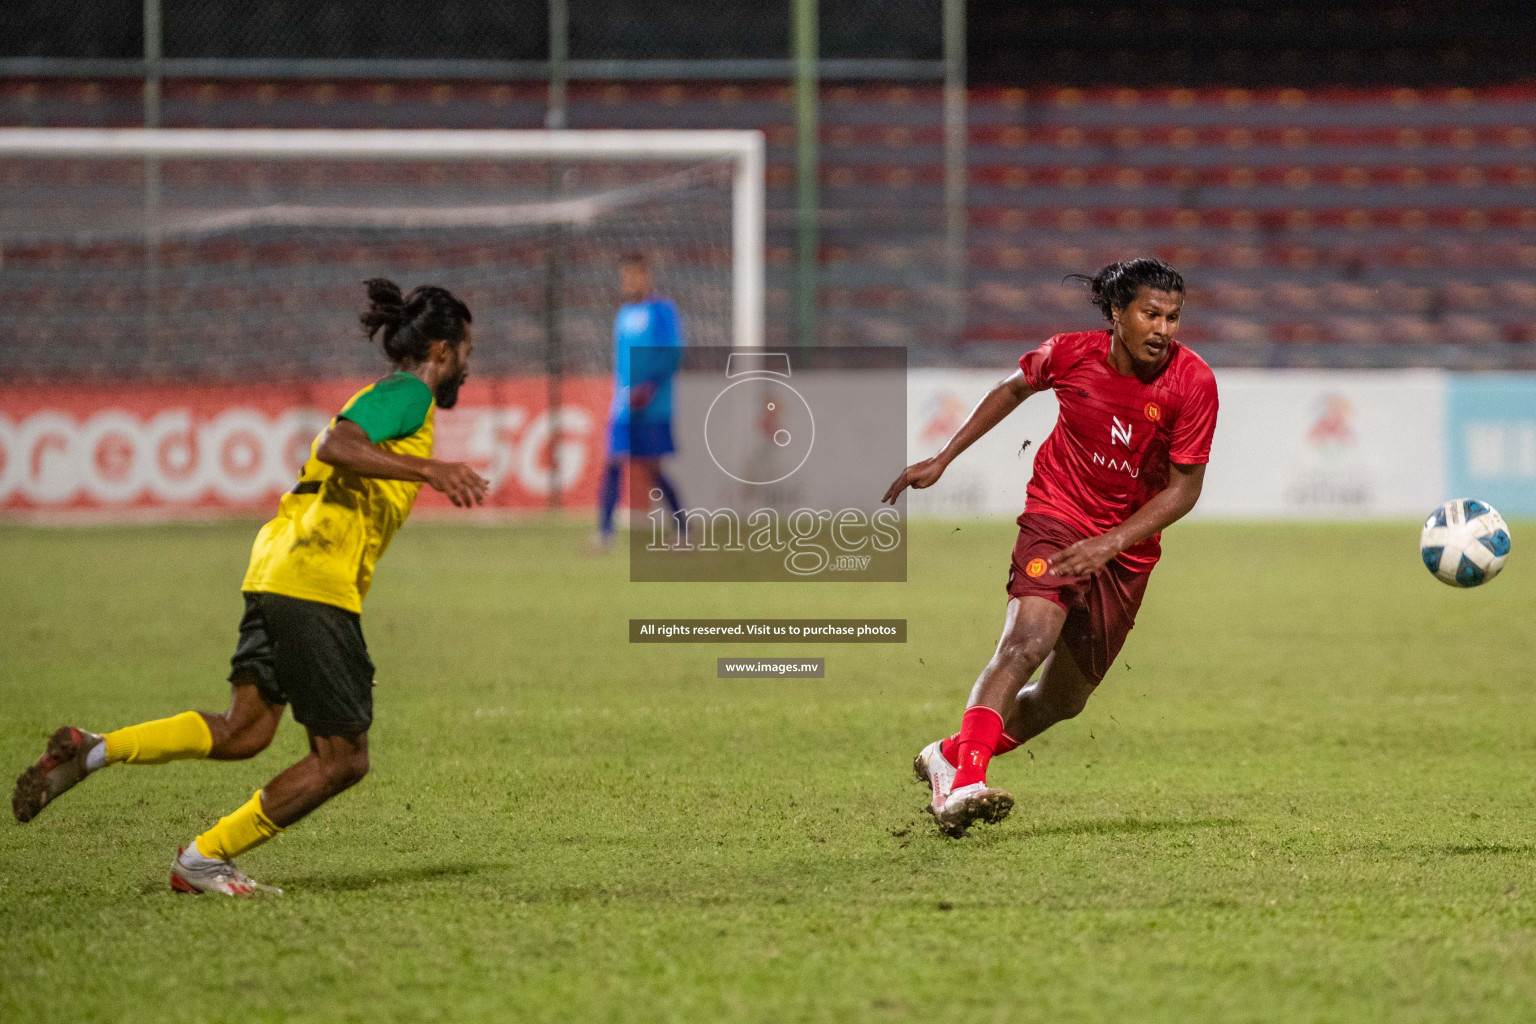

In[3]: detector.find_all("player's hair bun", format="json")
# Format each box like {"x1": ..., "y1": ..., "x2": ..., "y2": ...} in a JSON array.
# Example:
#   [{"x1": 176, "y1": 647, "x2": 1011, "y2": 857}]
[
  {"x1": 1065, "y1": 257, "x2": 1185, "y2": 321},
  {"x1": 359, "y1": 278, "x2": 473, "y2": 365},
  {"x1": 360, "y1": 278, "x2": 406, "y2": 334}
]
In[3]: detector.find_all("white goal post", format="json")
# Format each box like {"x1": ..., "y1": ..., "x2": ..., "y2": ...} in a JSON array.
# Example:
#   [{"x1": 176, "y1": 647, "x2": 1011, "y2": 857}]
[{"x1": 0, "y1": 127, "x2": 766, "y2": 348}]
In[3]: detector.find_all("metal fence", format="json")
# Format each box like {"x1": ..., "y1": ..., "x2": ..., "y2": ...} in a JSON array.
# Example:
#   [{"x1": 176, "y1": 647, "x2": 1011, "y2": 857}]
[
  {"x1": 0, "y1": 1, "x2": 945, "y2": 77},
  {"x1": 6, "y1": 3, "x2": 1536, "y2": 372},
  {"x1": 0, "y1": 0, "x2": 969, "y2": 374}
]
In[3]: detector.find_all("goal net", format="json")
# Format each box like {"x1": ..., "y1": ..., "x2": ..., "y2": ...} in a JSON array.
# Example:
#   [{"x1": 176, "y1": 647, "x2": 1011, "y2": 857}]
[{"x1": 0, "y1": 129, "x2": 765, "y2": 383}]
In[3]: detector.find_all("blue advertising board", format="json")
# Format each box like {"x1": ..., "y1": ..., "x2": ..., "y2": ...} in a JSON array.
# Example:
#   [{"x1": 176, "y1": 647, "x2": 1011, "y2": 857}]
[{"x1": 1445, "y1": 374, "x2": 1536, "y2": 517}]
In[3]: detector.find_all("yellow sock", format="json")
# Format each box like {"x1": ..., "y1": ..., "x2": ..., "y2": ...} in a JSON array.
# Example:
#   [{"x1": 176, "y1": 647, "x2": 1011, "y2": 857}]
[
  {"x1": 194, "y1": 790, "x2": 284, "y2": 862},
  {"x1": 103, "y1": 711, "x2": 213, "y2": 765}
]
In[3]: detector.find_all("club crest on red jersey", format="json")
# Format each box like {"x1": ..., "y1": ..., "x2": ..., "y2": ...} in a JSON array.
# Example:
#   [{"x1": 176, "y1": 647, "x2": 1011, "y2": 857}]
[
  {"x1": 1025, "y1": 557, "x2": 1048, "y2": 577},
  {"x1": 1144, "y1": 402, "x2": 1161, "y2": 422}
]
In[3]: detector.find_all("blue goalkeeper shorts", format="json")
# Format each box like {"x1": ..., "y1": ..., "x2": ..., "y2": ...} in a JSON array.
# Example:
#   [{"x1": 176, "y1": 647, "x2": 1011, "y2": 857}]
[{"x1": 607, "y1": 417, "x2": 676, "y2": 458}]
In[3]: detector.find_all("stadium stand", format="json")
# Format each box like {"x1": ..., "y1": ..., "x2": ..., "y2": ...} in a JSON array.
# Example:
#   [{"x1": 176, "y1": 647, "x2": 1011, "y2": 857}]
[{"x1": 2, "y1": 78, "x2": 1534, "y2": 373}]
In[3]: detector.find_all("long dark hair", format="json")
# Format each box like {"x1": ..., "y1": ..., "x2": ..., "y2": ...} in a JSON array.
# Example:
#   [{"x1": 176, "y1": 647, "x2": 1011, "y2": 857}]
[
  {"x1": 359, "y1": 278, "x2": 472, "y2": 365},
  {"x1": 1065, "y1": 258, "x2": 1184, "y2": 322}
]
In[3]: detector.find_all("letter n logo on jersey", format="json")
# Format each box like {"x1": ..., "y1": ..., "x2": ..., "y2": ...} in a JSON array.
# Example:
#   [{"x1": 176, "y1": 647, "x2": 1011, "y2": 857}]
[{"x1": 1110, "y1": 416, "x2": 1134, "y2": 448}]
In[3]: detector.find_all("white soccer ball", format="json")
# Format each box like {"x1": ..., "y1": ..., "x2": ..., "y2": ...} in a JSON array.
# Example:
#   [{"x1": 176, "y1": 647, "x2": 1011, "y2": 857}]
[{"x1": 1420, "y1": 498, "x2": 1511, "y2": 588}]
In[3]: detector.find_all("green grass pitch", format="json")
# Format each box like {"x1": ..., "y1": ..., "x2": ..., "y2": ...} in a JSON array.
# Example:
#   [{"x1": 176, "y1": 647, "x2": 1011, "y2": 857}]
[{"x1": 2, "y1": 519, "x2": 1535, "y2": 1023}]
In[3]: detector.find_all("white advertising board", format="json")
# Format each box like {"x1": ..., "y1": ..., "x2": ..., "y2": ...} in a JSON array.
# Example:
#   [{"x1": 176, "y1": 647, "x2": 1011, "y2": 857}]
[
  {"x1": 905, "y1": 370, "x2": 1059, "y2": 519},
  {"x1": 1200, "y1": 370, "x2": 1444, "y2": 519},
  {"x1": 907, "y1": 368, "x2": 1445, "y2": 520}
]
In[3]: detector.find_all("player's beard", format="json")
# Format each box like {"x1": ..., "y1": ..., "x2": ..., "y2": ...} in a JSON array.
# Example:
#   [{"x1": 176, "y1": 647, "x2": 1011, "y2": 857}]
[{"x1": 435, "y1": 369, "x2": 467, "y2": 409}]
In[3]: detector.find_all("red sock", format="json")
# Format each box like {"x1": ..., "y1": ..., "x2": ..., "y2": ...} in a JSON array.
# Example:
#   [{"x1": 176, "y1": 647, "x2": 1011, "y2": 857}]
[
  {"x1": 943, "y1": 726, "x2": 1018, "y2": 766},
  {"x1": 951, "y1": 706, "x2": 1005, "y2": 789}
]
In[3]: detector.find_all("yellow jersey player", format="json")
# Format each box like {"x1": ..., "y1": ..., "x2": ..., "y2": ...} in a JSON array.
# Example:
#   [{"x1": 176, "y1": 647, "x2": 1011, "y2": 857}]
[{"x1": 11, "y1": 279, "x2": 489, "y2": 896}]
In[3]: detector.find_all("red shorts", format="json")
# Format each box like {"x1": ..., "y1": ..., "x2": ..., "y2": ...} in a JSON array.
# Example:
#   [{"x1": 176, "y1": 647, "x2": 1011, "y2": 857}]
[{"x1": 1005, "y1": 513, "x2": 1151, "y2": 683}]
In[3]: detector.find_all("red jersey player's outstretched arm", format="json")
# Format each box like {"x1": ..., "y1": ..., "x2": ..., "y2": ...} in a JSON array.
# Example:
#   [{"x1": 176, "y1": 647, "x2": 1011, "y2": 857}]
[
  {"x1": 316, "y1": 419, "x2": 489, "y2": 508},
  {"x1": 882, "y1": 369, "x2": 1038, "y2": 504},
  {"x1": 1049, "y1": 461, "x2": 1206, "y2": 577}
]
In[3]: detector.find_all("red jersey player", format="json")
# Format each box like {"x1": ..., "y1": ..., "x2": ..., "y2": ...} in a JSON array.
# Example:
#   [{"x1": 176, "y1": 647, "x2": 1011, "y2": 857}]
[{"x1": 882, "y1": 258, "x2": 1218, "y2": 837}]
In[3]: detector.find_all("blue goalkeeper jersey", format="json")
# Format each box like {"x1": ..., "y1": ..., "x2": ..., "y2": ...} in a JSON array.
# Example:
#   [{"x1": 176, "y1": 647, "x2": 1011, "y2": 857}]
[{"x1": 610, "y1": 296, "x2": 683, "y2": 425}]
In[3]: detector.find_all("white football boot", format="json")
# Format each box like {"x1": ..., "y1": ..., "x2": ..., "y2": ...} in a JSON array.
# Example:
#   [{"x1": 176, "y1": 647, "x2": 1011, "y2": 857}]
[
  {"x1": 912, "y1": 739, "x2": 957, "y2": 815},
  {"x1": 170, "y1": 847, "x2": 282, "y2": 897},
  {"x1": 930, "y1": 781, "x2": 1014, "y2": 838},
  {"x1": 12, "y1": 726, "x2": 104, "y2": 823}
]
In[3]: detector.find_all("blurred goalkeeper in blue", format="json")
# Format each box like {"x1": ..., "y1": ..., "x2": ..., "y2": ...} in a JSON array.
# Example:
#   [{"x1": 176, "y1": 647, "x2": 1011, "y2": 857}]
[{"x1": 593, "y1": 252, "x2": 685, "y2": 549}]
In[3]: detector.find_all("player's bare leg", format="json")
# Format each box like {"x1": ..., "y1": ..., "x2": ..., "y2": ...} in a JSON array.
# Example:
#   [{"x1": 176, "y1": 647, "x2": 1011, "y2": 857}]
[
  {"x1": 965, "y1": 597, "x2": 1068, "y2": 714},
  {"x1": 258, "y1": 731, "x2": 370, "y2": 826},
  {"x1": 930, "y1": 596, "x2": 1067, "y2": 836},
  {"x1": 924, "y1": 624, "x2": 1102, "y2": 826},
  {"x1": 204, "y1": 678, "x2": 286, "y2": 760},
  {"x1": 172, "y1": 729, "x2": 367, "y2": 896},
  {"x1": 919, "y1": 596, "x2": 1063, "y2": 821},
  {"x1": 12, "y1": 677, "x2": 282, "y2": 823},
  {"x1": 915, "y1": 642, "x2": 1074, "y2": 802},
  {"x1": 999, "y1": 636, "x2": 1098, "y2": 746}
]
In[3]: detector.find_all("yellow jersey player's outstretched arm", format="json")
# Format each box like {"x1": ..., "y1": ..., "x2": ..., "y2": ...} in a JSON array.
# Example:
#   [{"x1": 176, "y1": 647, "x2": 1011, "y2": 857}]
[{"x1": 316, "y1": 418, "x2": 486, "y2": 508}]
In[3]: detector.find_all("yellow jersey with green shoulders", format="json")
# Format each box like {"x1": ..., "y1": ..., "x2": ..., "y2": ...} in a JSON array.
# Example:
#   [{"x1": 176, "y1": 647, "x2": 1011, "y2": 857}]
[{"x1": 242, "y1": 371, "x2": 435, "y2": 614}]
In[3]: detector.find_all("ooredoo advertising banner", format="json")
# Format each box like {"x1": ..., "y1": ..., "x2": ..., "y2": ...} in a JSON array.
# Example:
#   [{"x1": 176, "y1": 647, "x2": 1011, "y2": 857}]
[
  {"x1": 0, "y1": 378, "x2": 611, "y2": 515},
  {"x1": 3, "y1": 370, "x2": 1529, "y2": 520}
]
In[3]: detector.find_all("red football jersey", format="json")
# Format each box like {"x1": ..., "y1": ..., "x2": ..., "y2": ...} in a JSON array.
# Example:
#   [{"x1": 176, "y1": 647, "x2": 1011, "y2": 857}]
[{"x1": 1018, "y1": 330, "x2": 1218, "y2": 571}]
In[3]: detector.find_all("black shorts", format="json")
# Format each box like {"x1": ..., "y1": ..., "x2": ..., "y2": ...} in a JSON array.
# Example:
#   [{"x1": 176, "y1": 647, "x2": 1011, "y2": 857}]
[{"x1": 230, "y1": 591, "x2": 375, "y2": 736}]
